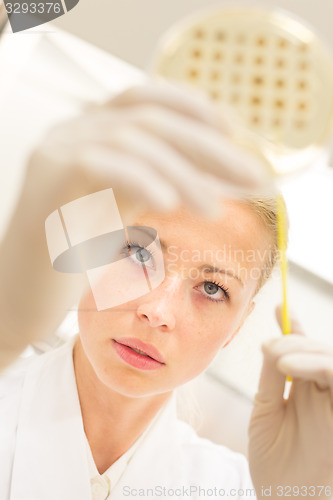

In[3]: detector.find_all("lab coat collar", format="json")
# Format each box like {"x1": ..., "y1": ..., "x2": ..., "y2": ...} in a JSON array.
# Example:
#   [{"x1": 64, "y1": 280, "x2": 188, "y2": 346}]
[
  {"x1": 9, "y1": 337, "x2": 183, "y2": 500},
  {"x1": 10, "y1": 336, "x2": 92, "y2": 500}
]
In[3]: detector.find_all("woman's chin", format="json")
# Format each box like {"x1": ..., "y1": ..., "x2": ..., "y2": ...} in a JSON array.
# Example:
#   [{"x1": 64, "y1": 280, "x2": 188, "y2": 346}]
[{"x1": 97, "y1": 369, "x2": 164, "y2": 398}]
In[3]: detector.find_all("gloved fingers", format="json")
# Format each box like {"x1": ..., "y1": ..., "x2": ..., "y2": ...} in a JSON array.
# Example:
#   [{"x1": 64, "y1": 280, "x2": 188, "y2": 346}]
[
  {"x1": 87, "y1": 109, "x2": 253, "y2": 202},
  {"x1": 107, "y1": 81, "x2": 235, "y2": 136},
  {"x1": 42, "y1": 106, "x2": 259, "y2": 194},
  {"x1": 123, "y1": 105, "x2": 272, "y2": 191},
  {"x1": 35, "y1": 99, "x2": 272, "y2": 200},
  {"x1": 254, "y1": 333, "x2": 323, "y2": 410},
  {"x1": 107, "y1": 124, "x2": 228, "y2": 217},
  {"x1": 78, "y1": 146, "x2": 181, "y2": 212},
  {"x1": 254, "y1": 346, "x2": 288, "y2": 410},
  {"x1": 262, "y1": 334, "x2": 333, "y2": 360},
  {"x1": 277, "y1": 352, "x2": 333, "y2": 394},
  {"x1": 258, "y1": 334, "x2": 333, "y2": 404}
]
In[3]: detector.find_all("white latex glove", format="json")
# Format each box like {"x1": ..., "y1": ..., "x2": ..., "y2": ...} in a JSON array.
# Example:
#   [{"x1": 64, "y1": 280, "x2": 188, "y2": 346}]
[
  {"x1": 0, "y1": 81, "x2": 270, "y2": 370},
  {"x1": 249, "y1": 307, "x2": 333, "y2": 499}
]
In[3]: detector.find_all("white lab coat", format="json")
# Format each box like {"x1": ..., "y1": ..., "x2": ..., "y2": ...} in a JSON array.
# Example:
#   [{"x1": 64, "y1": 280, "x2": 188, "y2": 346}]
[{"x1": 0, "y1": 337, "x2": 257, "y2": 500}]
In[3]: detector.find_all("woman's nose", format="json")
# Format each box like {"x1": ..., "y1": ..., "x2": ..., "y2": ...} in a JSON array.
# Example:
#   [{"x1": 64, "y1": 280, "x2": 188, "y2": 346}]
[{"x1": 136, "y1": 276, "x2": 181, "y2": 330}]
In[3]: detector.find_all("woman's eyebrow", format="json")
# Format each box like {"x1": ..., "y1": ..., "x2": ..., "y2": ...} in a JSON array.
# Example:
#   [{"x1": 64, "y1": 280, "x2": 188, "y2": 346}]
[
  {"x1": 157, "y1": 236, "x2": 243, "y2": 286},
  {"x1": 132, "y1": 226, "x2": 168, "y2": 250},
  {"x1": 136, "y1": 230, "x2": 244, "y2": 286},
  {"x1": 197, "y1": 264, "x2": 244, "y2": 287}
]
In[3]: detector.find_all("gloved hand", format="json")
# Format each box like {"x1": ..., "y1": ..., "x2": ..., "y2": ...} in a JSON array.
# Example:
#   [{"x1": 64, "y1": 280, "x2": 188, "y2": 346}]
[
  {"x1": 27, "y1": 82, "x2": 270, "y2": 218},
  {"x1": 249, "y1": 307, "x2": 333, "y2": 499},
  {"x1": 0, "y1": 81, "x2": 270, "y2": 370}
]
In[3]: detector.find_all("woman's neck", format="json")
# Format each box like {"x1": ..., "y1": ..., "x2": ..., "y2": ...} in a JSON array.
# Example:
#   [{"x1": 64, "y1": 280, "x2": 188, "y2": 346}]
[{"x1": 73, "y1": 337, "x2": 172, "y2": 474}]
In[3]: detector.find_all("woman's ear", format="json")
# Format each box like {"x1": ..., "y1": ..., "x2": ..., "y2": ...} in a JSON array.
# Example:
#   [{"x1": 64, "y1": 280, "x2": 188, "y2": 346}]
[{"x1": 221, "y1": 300, "x2": 256, "y2": 349}]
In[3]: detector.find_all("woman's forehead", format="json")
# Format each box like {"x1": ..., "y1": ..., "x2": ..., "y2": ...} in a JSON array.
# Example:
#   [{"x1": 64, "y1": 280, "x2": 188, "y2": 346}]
[{"x1": 135, "y1": 200, "x2": 269, "y2": 254}]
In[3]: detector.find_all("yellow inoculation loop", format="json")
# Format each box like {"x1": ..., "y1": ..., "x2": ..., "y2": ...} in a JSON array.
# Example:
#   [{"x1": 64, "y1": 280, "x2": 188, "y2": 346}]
[
  {"x1": 277, "y1": 194, "x2": 291, "y2": 335},
  {"x1": 277, "y1": 193, "x2": 292, "y2": 385}
]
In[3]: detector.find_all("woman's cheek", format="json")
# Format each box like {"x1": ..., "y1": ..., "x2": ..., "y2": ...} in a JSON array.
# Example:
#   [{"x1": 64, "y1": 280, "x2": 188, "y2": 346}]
[
  {"x1": 78, "y1": 289, "x2": 98, "y2": 340},
  {"x1": 190, "y1": 290, "x2": 230, "y2": 326},
  {"x1": 179, "y1": 302, "x2": 225, "y2": 350},
  {"x1": 189, "y1": 293, "x2": 241, "y2": 350}
]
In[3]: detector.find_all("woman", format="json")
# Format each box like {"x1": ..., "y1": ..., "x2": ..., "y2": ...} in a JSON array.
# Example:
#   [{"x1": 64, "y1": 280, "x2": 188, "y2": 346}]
[{"x1": 0, "y1": 83, "x2": 333, "y2": 500}]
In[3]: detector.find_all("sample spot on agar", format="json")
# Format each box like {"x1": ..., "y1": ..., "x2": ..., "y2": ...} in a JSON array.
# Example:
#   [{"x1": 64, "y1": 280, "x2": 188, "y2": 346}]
[
  {"x1": 216, "y1": 31, "x2": 226, "y2": 42},
  {"x1": 278, "y1": 38, "x2": 288, "y2": 49},
  {"x1": 213, "y1": 51, "x2": 223, "y2": 61},
  {"x1": 256, "y1": 37, "x2": 266, "y2": 46},
  {"x1": 299, "y1": 60, "x2": 308, "y2": 70},
  {"x1": 275, "y1": 99, "x2": 284, "y2": 109},
  {"x1": 188, "y1": 69, "x2": 199, "y2": 79},
  {"x1": 276, "y1": 58, "x2": 285, "y2": 68},
  {"x1": 252, "y1": 116, "x2": 260, "y2": 125},
  {"x1": 295, "y1": 120, "x2": 305, "y2": 129},
  {"x1": 275, "y1": 79, "x2": 285, "y2": 88},
  {"x1": 253, "y1": 76, "x2": 264, "y2": 86},
  {"x1": 232, "y1": 73, "x2": 241, "y2": 84},
  {"x1": 298, "y1": 80, "x2": 307, "y2": 90},
  {"x1": 234, "y1": 53, "x2": 244, "y2": 64},
  {"x1": 210, "y1": 90, "x2": 220, "y2": 100},
  {"x1": 211, "y1": 70, "x2": 221, "y2": 81},
  {"x1": 251, "y1": 96, "x2": 262, "y2": 106},
  {"x1": 195, "y1": 29, "x2": 204, "y2": 39},
  {"x1": 192, "y1": 49, "x2": 202, "y2": 59},
  {"x1": 231, "y1": 93, "x2": 240, "y2": 103},
  {"x1": 254, "y1": 56, "x2": 264, "y2": 65},
  {"x1": 298, "y1": 102, "x2": 307, "y2": 111}
]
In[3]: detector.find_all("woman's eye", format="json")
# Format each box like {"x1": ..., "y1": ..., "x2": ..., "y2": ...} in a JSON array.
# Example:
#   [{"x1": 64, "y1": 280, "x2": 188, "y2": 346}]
[
  {"x1": 197, "y1": 281, "x2": 229, "y2": 302},
  {"x1": 128, "y1": 246, "x2": 154, "y2": 267},
  {"x1": 204, "y1": 282, "x2": 220, "y2": 295}
]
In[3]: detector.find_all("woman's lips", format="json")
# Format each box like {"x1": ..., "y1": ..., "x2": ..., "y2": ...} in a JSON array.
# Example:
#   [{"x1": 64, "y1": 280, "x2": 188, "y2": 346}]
[
  {"x1": 112, "y1": 339, "x2": 165, "y2": 371},
  {"x1": 114, "y1": 337, "x2": 165, "y2": 363}
]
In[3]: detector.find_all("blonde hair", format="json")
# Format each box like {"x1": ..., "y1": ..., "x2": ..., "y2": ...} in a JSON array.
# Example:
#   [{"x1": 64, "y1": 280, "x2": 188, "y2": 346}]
[{"x1": 241, "y1": 195, "x2": 288, "y2": 294}]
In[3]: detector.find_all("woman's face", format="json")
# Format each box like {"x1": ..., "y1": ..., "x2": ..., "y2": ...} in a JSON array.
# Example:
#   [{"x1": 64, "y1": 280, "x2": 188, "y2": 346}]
[{"x1": 77, "y1": 200, "x2": 271, "y2": 397}]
